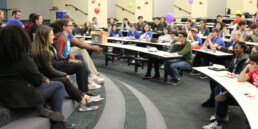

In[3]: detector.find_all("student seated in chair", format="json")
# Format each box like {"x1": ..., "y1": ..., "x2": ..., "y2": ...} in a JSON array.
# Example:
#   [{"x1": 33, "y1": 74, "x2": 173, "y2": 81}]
[
  {"x1": 198, "y1": 19, "x2": 210, "y2": 36},
  {"x1": 139, "y1": 24, "x2": 153, "y2": 42},
  {"x1": 127, "y1": 24, "x2": 140, "y2": 39},
  {"x1": 143, "y1": 31, "x2": 178, "y2": 79},
  {"x1": 109, "y1": 24, "x2": 123, "y2": 37},
  {"x1": 135, "y1": 16, "x2": 145, "y2": 31},
  {"x1": 188, "y1": 28, "x2": 202, "y2": 47},
  {"x1": 164, "y1": 31, "x2": 192, "y2": 85},
  {"x1": 151, "y1": 17, "x2": 164, "y2": 33},
  {"x1": 243, "y1": 23, "x2": 258, "y2": 42},
  {"x1": 158, "y1": 27, "x2": 172, "y2": 43}
]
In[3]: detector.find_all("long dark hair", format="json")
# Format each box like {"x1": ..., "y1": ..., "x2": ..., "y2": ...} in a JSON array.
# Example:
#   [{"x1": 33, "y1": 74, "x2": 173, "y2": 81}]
[
  {"x1": 235, "y1": 42, "x2": 249, "y2": 54},
  {"x1": 0, "y1": 25, "x2": 31, "y2": 67},
  {"x1": 142, "y1": 24, "x2": 150, "y2": 33},
  {"x1": 111, "y1": 24, "x2": 119, "y2": 34}
]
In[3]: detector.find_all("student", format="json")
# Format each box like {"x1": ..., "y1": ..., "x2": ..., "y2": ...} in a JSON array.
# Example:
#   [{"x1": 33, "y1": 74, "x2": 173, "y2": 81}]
[
  {"x1": 29, "y1": 14, "x2": 43, "y2": 40},
  {"x1": 120, "y1": 18, "x2": 130, "y2": 31},
  {"x1": 80, "y1": 20, "x2": 94, "y2": 36},
  {"x1": 160, "y1": 17, "x2": 167, "y2": 27},
  {"x1": 230, "y1": 14, "x2": 243, "y2": 26},
  {"x1": 61, "y1": 15, "x2": 102, "y2": 76},
  {"x1": 183, "y1": 20, "x2": 193, "y2": 33},
  {"x1": 107, "y1": 17, "x2": 116, "y2": 29},
  {"x1": 24, "y1": 13, "x2": 36, "y2": 33},
  {"x1": 202, "y1": 42, "x2": 249, "y2": 129},
  {"x1": 158, "y1": 27, "x2": 172, "y2": 43},
  {"x1": 92, "y1": 17, "x2": 100, "y2": 29},
  {"x1": 198, "y1": 19, "x2": 210, "y2": 36},
  {"x1": 214, "y1": 22, "x2": 225, "y2": 38},
  {"x1": 202, "y1": 28, "x2": 225, "y2": 49},
  {"x1": 0, "y1": 10, "x2": 6, "y2": 28},
  {"x1": 231, "y1": 21, "x2": 249, "y2": 38},
  {"x1": 109, "y1": 24, "x2": 123, "y2": 37},
  {"x1": 243, "y1": 23, "x2": 258, "y2": 42},
  {"x1": 164, "y1": 31, "x2": 192, "y2": 85},
  {"x1": 135, "y1": 16, "x2": 145, "y2": 31},
  {"x1": 168, "y1": 22, "x2": 176, "y2": 33},
  {"x1": 140, "y1": 24, "x2": 153, "y2": 42},
  {"x1": 6, "y1": 10, "x2": 24, "y2": 27},
  {"x1": 0, "y1": 25, "x2": 75, "y2": 128},
  {"x1": 175, "y1": 25, "x2": 183, "y2": 33},
  {"x1": 187, "y1": 16, "x2": 197, "y2": 28},
  {"x1": 31, "y1": 25, "x2": 104, "y2": 111},
  {"x1": 201, "y1": 42, "x2": 248, "y2": 108},
  {"x1": 218, "y1": 31, "x2": 242, "y2": 53},
  {"x1": 143, "y1": 31, "x2": 178, "y2": 79},
  {"x1": 56, "y1": 19, "x2": 104, "y2": 86},
  {"x1": 188, "y1": 28, "x2": 202, "y2": 47},
  {"x1": 215, "y1": 15, "x2": 226, "y2": 28},
  {"x1": 127, "y1": 24, "x2": 140, "y2": 39},
  {"x1": 152, "y1": 17, "x2": 164, "y2": 32}
]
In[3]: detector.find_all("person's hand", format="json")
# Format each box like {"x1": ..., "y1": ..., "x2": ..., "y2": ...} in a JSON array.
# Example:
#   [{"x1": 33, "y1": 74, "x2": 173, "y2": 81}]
[
  {"x1": 79, "y1": 38, "x2": 85, "y2": 42},
  {"x1": 68, "y1": 59, "x2": 82, "y2": 64},
  {"x1": 228, "y1": 47, "x2": 233, "y2": 51},
  {"x1": 207, "y1": 35, "x2": 212, "y2": 40},
  {"x1": 218, "y1": 46, "x2": 222, "y2": 50},
  {"x1": 93, "y1": 46, "x2": 102, "y2": 55},
  {"x1": 246, "y1": 31, "x2": 253, "y2": 36},
  {"x1": 66, "y1": 75, "x2": 71, "y2": 78},
  {"x1": 43, "y1": 77, "x2": 50, "y2": 83}
]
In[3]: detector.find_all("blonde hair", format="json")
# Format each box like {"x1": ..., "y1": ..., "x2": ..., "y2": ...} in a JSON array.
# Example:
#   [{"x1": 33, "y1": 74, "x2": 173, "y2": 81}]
[
  {"x1": 234, "y1": 31, "x2": 243, "y2": 41},
  {"x1": 31, "y1": 25, "x2": 53, "y2": 66}
]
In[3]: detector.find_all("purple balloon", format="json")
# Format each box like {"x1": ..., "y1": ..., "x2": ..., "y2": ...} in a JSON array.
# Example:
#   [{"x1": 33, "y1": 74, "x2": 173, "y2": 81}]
[
  {"x1": 188, "y1": 0, "x2": 194, "y2": 4},
  {"x1": 256, "y1": 13, "x2": 258, "y2": 20},
  {"x1": 166, "y1": 13, "x2": 175, "y2": 23}
]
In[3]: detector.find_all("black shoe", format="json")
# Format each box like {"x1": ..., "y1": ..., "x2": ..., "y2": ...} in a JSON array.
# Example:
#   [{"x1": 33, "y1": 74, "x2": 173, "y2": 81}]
[
  {"x1": 39, "y1": 108, "x2": 64, "y2": 121},
  {"x1": 190, "y1": 70, "x2": 201, "y2": 76},
  {"x1": 167, "y1": 79, "x2": 177, "y2": 84},
  {"x1": 143, "y1": 75, "x2": 151, "y2": 79},
  {"x1": 201, "y1": 100, "x2": 215, "y2": 107},
  {"x1": 151, "y1": 75, "x2": 160, "y2": 79},
  {"x1": 172, "y1": 79, "x2": 181, "y2": 86},
  {"x1": 85, "y1": 91, "x2": 100, "y2": 97},
  {"x1": 51, "y1": 121, "x2": 76, "y2": 129}
]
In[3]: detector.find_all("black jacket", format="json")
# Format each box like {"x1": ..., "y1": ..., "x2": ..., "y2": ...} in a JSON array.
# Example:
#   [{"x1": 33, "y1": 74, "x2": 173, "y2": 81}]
[
  {"x1": 228, "y1": 54, "x2": 248, "y2": 74},
  {"x1": 0, "y1": 54, "x2": 44, "y2": 109},
  {"x1": 38, "y1": 49, "x2": 67, "y2": 78}
]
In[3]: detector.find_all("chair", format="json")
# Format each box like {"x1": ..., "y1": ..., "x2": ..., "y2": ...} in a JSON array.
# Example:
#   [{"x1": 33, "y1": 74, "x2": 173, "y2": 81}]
[
  {"x1": 104, "y1": 52, "x2": 120, "y2": 66},
  {"x1": 130, "y1": 57, "x2": 149, "y2": 73}
]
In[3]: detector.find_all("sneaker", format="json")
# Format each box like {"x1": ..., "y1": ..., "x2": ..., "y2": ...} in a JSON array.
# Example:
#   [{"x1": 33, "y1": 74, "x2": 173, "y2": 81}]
[
  {"x1": 91, "y1": 74, "x2": 105, "y2": 84},
  {"x1": 88, "y1": 83, "x2": 101, "y2": 90},
  {"x1": 200, "y1": 74, "x2": 208, "y2": 79},
  {"x1": 215, "y1": 92, "x2": 228, "y2": 102},
  {"x1": 209, "y1": 114, "x2": 229, "y2": 122},
  {"x1": 86, "y1": 97, "x2": 104, "y2": 107},
  {"x1": 78, "y1": 104, "x2": 99, "y2": 112},
  {"x1": 190, "y1": 70, "x2": 201, "y2": 76},
  {"x1": 143, "y1": 74, "x2": 151, "y2": 79},
  {"x1": 151, "y1": 75, "x2": 160, "y2": 79},
  {"x1": 160, "y1": 65, "x2": 164, "y2": 69},
  {"x1": 85, "y1": 91, "x2": 101, "y2": 97},
  {"x1": 39, "y1": 107, "x2": 64, "y2": 122},
  {"x1": 172, "y1": 79, "x2": 181, "y2": 86},
  {"x1": 167, "y1": 79, "x2": 177, "y2": 84},
  {"x1": 202, "y1": 121, "x2": 222, "y2": 129}
]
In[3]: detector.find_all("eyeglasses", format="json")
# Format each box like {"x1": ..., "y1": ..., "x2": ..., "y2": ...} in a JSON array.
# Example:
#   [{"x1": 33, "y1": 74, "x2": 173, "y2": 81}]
[{"x1": 178, "y1": 35, "x2": 183, "y2": 38}]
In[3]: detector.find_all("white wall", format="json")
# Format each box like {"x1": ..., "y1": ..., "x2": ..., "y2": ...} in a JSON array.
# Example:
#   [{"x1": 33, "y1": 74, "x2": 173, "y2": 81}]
[
  {"x1": 107, "y1": 0, "x2": 116, "y2": 18},
  {"x1": 207, "y1": 0, "x2": 226, "y2": 18},
  {"x1": 7, "y1": 0, "x2": 51, "y2": 20},
  {"x1": 153, "y1": 0, "x2": 173, "y2": 17}
]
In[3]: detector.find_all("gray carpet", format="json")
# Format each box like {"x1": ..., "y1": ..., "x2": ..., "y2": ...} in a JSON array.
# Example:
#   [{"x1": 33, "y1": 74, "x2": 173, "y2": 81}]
[{"x1": 67, "y1": 54, "x2": 247, "y2": 129}]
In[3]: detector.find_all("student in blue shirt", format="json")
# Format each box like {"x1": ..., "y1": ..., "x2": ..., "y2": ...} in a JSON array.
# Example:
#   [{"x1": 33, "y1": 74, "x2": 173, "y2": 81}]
[
  {"x1": 202, "y1": 28, "x2": 225, "y2": 49},
  {"x1": 6, "y1": 10, "x2": 24, "y2": 27},
  {"x1": 127, "y1": 24, "x2": 140, "y2": 39},
  {"x1": 109, "y1": 24, "x2": 123, "y2": 37},
  {"x1": 140, "y1": 24, "x2": 152, "y2": 42},
  {"x1": 188, "y1": 28, "x2": 202, "y2": 47}
]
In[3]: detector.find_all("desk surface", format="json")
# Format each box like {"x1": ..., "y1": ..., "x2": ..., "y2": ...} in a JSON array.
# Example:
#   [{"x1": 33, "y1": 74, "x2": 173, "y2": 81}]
[
  {"x1": 193, "y1": 67, "x2": 258, "y2": 129},
  {"x1": 85, "y1": 41, "x2": 181, "y2": 59},
  {"x1": 192, "y1": 49, "x2": 233, "y2": 57}
]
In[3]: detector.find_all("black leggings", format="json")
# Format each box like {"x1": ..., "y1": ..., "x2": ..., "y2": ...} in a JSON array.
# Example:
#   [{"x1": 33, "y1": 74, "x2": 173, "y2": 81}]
[
  {"x1": 49, "y1": 77, "x2": 84, "y2": 103},
  {"x1": 57, "y1": 63, "x2": 89, "y2": 92},
  {"x1": 146, "y1": 57, "x2": 163, "y2": 76}
]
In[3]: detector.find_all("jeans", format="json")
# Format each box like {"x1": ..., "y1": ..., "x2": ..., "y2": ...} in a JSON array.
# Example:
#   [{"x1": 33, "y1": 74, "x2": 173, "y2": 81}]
[
  {"x1": 164, "y1": 59, "x2": 191, "y2": 80},
  {"x1": 75, "y1": 55, "x2": 92, "y2": 75},
  {"x1": 40, "y1": 81, "x2": 65, "y2": 113}
]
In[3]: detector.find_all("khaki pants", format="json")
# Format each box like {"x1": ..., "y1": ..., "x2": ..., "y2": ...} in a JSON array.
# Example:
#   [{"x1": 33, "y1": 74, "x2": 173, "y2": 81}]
[{"x1": 70, "y1": 46, "x2": 98, "y2": 74}]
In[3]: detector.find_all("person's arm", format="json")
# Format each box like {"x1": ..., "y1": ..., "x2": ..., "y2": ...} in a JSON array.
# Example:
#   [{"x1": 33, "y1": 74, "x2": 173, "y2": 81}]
[
  {"x1": 118, "y1": 31, "x2": 123, "y2": 37},
  {"x1": 177, "y1": 41, "x2": 191, "y2": 55},
  {"x1": 135, "y1": 32, "x2": 140, "y2": 39},
  {"x1": 250, "y1": 32, "x2": 258, "y2": 42},
  {"x1": 127, "y1": 31, "x2": 130, "y2": 37},
  {"x1": 202, "y1": 35, "x2": 212, "y2": 47},
  {"x1": 238, "y1": 64, "x2": 251, "y2": 82},
  {"x1": 55, "y1": 37, "x2": 67, "y2": 59},
  {"x1": 17, "y1": 54, "x2": 44, "y2": 87},
  {"x1": 39, "y1": 50, "x2": 67, "y2": 77},
  {"x1": 70, "y1": 37, "x2": 102, "y2": 54}
]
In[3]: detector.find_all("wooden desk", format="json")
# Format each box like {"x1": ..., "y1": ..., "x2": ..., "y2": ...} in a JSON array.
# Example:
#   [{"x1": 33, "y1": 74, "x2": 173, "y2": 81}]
[{"x1": 193, "y1": 67, "x2": 258, "y2": 129}]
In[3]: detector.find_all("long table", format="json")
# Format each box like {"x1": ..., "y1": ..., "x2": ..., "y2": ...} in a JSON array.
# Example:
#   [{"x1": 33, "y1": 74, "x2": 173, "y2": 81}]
[{"x1": 193, "y1": 67, "x2": 258, "y2": 129}]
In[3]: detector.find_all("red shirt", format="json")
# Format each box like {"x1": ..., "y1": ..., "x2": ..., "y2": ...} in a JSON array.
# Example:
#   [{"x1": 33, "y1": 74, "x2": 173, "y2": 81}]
[
  {"x1": 247, "y1": 69, "x2": 258, "y2": 88},
  {"x1": 231, "y1": 19, "x2": 243, "y2": 25},
  {"x1": 24, "y1": 22, "x2": 33, "y2": 33}
]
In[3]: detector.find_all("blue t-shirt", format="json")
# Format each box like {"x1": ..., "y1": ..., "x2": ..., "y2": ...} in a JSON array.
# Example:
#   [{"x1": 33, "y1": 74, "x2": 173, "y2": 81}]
[
  {"x1": 127, "y1": 30, "x2": 140, "y2": 39},
  {"x1": 194, "y1": 36, "x2": 203, "y2": 46},
  {"x1": 62, "y1": 33, "x2": 72, "y2": 58},
  {"x1": 140, "y1": 31, "x2": 153, "y2": 39},
  {"x1": 211, "y1": 36, "x2": 225, "y2": 47},
  {"x1": 109, "y1": 30, "x2": 123, "y2": 37},
  {"x1": 6, "y1": 18, "x2": 24, "y2": 27}
]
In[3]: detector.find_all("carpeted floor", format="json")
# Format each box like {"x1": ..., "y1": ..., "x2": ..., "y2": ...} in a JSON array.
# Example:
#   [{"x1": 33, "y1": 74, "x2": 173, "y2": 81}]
[{"x1": 67, "y1": 54, "x2": 247, "y2": 129}]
